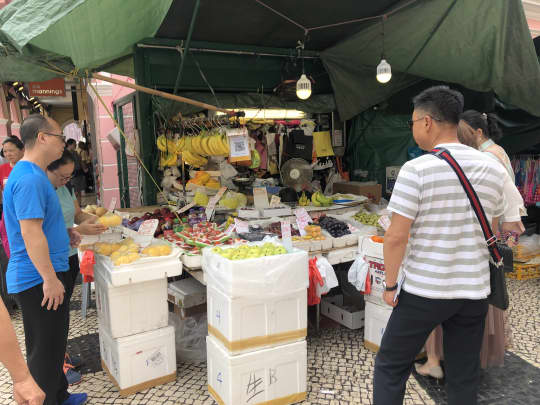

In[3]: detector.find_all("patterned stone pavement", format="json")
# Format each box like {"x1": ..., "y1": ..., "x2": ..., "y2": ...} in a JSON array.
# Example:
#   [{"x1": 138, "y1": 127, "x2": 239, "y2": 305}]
[{"x1": 0, "y1": 278, "x2": 538, "y2": 405}]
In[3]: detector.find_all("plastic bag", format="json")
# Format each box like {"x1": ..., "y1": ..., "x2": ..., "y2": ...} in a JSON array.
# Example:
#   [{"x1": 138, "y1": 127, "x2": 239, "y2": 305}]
[
  {"x1": 169, "y1": 313, "x2": 208, "y2": 363},
  {"x1": 348, "y1": 255, "x2": 369, "y2": 292},
  {"x1": 315, "y1": 256, "x2": 339, "y2": 296}
]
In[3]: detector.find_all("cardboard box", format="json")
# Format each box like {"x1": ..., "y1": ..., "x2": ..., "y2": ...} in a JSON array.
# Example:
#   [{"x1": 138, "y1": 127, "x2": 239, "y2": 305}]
[
  {"x1": 321, "y1": 295, "x2": 364, "y2": 330},
  {"x1": 333, "y1": 182, "x2": 382, "y2": 203}
]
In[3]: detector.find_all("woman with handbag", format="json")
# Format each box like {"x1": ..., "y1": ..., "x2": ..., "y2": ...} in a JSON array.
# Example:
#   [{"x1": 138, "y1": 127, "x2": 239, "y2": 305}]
[{"x1": 415, "y1": 110, "x2": 524, "y2": 378}]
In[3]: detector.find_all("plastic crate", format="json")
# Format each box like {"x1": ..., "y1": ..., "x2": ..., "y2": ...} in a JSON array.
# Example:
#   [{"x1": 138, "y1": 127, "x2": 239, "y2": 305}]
[{"x1": 508, "y1": 263, "x2": 540, "y2": 280}]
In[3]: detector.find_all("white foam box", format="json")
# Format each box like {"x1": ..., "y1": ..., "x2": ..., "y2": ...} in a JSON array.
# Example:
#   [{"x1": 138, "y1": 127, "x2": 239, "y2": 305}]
[
  {"x1": 326, "y1": 247, "x2": 358, "y2": 265},
  {"x1": 168, "y1": 278, "x2": 206, "y2": 309},
  {"x1": 358, "y1": 236, "x2": 404, "y2": 308},
  {"x1": 99, "y1": 325, "x2": 176, "y2": 396},
  {"x1": 94, "y1": 242, "x2": 182, "y2": 287},
  {"x1": 321, "y1": 294, "x2": 364, "y2": 330},
  {"x1": 364, "y1": 301, "x2": 393, "y2": 352},
  {"x1": 202, "y1": 243, "x2": 308, "y2": 298},
  {"x1": 207, "y1": 285, "x2": 307, "y2": 355},
  {"x1": 207, "y1": 336, "x2": 307, "y2": 405},
  {"x1": 95, "y1": 270, "x2": 168, "y2": 339}
]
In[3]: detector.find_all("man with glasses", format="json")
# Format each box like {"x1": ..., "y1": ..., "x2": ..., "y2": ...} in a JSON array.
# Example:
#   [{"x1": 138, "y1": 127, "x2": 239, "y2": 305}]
[
  {"x1": 3, "y1": 114, "x2": 86, "y2": 405},
  {"x1": 372, "y1": 86, "x2": 506, "y2": 405}
]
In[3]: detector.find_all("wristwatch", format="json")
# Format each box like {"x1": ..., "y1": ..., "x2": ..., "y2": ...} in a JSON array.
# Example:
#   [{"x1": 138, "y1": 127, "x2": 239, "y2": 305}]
[{"x1": 383, "y1": 281, "x2": 398, "y2": 291}]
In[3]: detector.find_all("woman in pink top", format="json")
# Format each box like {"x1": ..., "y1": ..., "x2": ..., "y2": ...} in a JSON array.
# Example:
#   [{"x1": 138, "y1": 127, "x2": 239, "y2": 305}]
[{"x1": 0, "y1": 137, "x2": 25, "y2": 256}]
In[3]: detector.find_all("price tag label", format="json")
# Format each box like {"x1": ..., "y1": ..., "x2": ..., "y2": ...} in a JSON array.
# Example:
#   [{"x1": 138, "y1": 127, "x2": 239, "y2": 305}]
[
  {"x1": 234, "y1": 218, "x2": 249, "y2": 234},
  {"x1": 270, "y1": 195, "x2": 281, "y2": 207},
  {"x1": 378, "y1": 215, "x2": 391, "y2": 231},
  {"x1": 108, "y1": 197, "x2": 117, "y2": 212},
  {"x1": 225, "y1": 223, "x2": 236, "y2": 235},
  {"x1": 281, "y1": 220, "x2": 292, "y2": 251},
  {"x1": 205, "y1": 186, "x2": 227, "y2": 221},
  {"x1": 138, "y1": 219, "x2": 159, "y2": 236},
  {"x1": 253, "y1": 187, "x2": 269, "y2": 209},
  {"x1": 177, "y1": 201, "x2": 195, "y2": 214},
  {"x1": 228, "y1": 136, "x2": 250, "y2": 161},
  {"x1": 294, "y1": 208, "x2": 312, "y2": 236}
]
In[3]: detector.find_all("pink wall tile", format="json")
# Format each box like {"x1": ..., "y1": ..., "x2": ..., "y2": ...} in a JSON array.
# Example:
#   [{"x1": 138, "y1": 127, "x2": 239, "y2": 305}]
[
  {"x1": 100, "y1": 141, "x2": 118, "y2": 165},
  {"x1": 101, "y1": 165, "x2": 119, "y2": 189}
]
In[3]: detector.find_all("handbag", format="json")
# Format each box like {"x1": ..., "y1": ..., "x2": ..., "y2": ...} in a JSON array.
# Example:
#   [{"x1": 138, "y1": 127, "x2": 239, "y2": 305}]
[{"x1": 430, "y1": 147, "x2": 510, "y2": 310}]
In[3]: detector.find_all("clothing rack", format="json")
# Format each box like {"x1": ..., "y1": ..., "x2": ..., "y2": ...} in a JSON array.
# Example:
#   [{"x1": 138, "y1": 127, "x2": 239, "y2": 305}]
[{"x1": 511, "y1": 155, "x2": 540, "y2": 206}]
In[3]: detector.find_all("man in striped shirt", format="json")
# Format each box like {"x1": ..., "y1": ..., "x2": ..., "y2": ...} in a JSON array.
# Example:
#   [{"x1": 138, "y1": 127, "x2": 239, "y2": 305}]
[{"x1": 373, "y1": 86, "x2": 506, "y2": 405}]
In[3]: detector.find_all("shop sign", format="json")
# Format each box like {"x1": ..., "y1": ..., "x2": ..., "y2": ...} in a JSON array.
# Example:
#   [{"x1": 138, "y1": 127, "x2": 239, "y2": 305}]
[{"x1": 28, "y1": 78, "x2": 66, "y2": 97}]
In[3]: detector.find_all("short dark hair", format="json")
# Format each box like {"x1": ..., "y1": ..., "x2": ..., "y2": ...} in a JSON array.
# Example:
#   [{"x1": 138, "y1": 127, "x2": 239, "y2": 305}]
[
  {"x1": 20, "y1": 114, "x2": 53, "y2": 148},
  {"x1": 460, "y1": 110, "x2": 503, "y2": 143},
  {"x1": 47, "y1": 148, "x2": 75, "y2": 171},
  {"x1": 412, "y1": 85, "x2": 464, "y2": 125},
  {"x1": 66, "y1": 139, "x2": 76, "y2": 147},
  {"x1": 0, "y1": 136, "x2": 24, "y2": 157}
]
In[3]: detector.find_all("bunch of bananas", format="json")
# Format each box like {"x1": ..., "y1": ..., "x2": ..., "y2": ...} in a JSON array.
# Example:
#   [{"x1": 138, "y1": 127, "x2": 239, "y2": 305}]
[
  {"x1": 188, "y1": 134, "x2": 229, "y2": 156},
  {"x1": 298, "y1": 192, "x2": 309, "y2": 206},
  {"x1": 311, "y1": 191, "x2": 334, "y2": 207},
  {"x1": 160, "y1": 152, "x2": 178, "y2": 167},
  {"x1": 181, "y1": 151, "x2": 208, "y2": 168}
]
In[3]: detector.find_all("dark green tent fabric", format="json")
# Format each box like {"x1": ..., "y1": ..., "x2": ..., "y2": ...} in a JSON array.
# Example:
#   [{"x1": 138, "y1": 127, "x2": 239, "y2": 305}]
[
  {"x1": 322, "y1": 0, "x2": 540, "y2": 120},
  {"x1": 346, "y1": 110, "x2": 417, "y2": 188},
  {"x1": 0, "y1": 0, "x2": 171, "y2": 81},
  {"x1": 152, "y1": 92, "x2": 337, "y2": 120}
]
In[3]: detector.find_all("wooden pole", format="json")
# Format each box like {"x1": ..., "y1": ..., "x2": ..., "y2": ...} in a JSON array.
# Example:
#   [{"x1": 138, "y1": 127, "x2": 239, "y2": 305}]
[{"x1": 91, "y1": 73, "x2": 231, "y2": 115}]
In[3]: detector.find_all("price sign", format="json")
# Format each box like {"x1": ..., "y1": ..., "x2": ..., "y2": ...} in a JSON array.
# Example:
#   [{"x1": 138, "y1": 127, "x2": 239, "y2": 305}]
[
  {"x1": 234, "y1": 218, "x2": 249, "y2": 234},
  {"x1": 281, "y1": 221, "x2": 293, "y2": 251},
  {"x1": 205, "y1": 186, "x2": 227, "y2": 221},
  {"x1": 270, "y1": 195, "x2": 281, "y2": 207},
  {"x1": 294, "y1": 208, "x2": 312, "y2": 236},
  {"x1": 228, "y1": 136, "x2": 250, "y2": 162},
  {"x1": 225, "y1": 223, "x2": 236, "y2": 235},
  {"x1": 138, "y1": 219, "x2": 159, "y2": 236},
  {"x1": 108, "y1": 197, "x2": 117, "y2": 212},
  {"x1": 177, "y1": 201, "x2": 195, "y2": 214},
  {"x1": 378, "y1": 215, "x2": 391, "y2": 231}
]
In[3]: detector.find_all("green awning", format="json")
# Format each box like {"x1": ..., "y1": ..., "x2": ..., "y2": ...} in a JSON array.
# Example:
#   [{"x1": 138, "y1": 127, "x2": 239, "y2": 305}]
[
  {"x1": 0, "y1": 0, "x2": 171, "y2": 80},
  {"x1": 321, "y1": 0, "x2": 540, "y2": 120}
]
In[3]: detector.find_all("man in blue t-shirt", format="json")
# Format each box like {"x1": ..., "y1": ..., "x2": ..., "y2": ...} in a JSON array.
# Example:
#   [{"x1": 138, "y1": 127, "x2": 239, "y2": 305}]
[{"x1": 3, "y1": 114, "x2": 86, "y2": 405}]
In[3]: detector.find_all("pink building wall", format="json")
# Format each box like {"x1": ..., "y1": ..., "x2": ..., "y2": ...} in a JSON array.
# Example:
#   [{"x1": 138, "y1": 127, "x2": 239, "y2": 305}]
[{"x1": 87, "y1": 74, "x2": 137, "y2": 209}]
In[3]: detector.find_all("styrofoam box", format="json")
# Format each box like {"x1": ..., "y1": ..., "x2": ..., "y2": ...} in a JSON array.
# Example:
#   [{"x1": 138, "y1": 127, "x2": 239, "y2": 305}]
[
  {"x1": 99, "y1": 325, "x2": 176, "y2": 390},
  {"x1": 320, "y1": 237, "x2": 333, "y2": 251},
  {"x1": 94, "y1": 243, "x2": 182, "y2": 287},
  {"x1": 207, "y1": 285, "x2": 307, "y2": 355},
  {"x1": 202, "y1": 244, "x2": 308, "y2": 298},
  {"x1": 207, "y1": 336, "x2": 307, "y2": 405},
  {"x1": 364, "y1": 301, "x2": 393, "y2": 351},
  {"x1": 181, "y1": 253, "x2": 202, "y2": 269},
  {"x1": 326, "y1": 247, "x2": 358, "y2": 265},
  {"x1": 95, "y1": 271, "x2": 168, "y2": 339},
  {"x1": 321, "y1": 295, "x2": 364, "y2": 330},
  {"x1": 359, "y1": 236, "x2": 404, "y2": 308}
]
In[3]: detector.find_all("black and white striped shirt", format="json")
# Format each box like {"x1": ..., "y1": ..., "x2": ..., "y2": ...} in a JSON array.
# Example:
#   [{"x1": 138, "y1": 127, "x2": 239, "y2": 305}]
[{"x1": 388, "y1": 143, "x2": 506, "y2": 299}]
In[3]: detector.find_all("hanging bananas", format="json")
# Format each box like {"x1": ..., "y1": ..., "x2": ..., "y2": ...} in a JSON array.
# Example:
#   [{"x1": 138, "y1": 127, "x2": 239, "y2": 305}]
[{"x1": 181, "y1": 150, "x2": 208, "y2": 168}]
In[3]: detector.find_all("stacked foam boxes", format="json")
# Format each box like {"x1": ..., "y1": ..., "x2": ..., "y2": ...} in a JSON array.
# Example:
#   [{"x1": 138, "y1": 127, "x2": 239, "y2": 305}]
[
  {"x1": 202, "y1": 242, "x2": 309, "y2": 405},
  {"x1": 94, "y1": 238, "x2": 183, "y2": 396},
  {"x1": 359, "y1": 236, "x2": 395, "y2": 352}
]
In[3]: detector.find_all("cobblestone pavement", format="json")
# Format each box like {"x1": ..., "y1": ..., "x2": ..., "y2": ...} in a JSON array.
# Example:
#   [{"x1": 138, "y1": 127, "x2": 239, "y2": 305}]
[{"x1": 0, "y1": 279, "x2": 538, "y2": 404}]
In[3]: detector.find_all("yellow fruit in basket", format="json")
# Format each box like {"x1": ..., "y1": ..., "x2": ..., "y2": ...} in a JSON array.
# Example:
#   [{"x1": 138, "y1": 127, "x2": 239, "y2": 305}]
[
  {"x1": 118, "y1": 245, "x2": 129, "y2": 253},
  {"x1": 113, "y1": 256, "x2": 129, "y2": 266},
  {"x1": 142, "y1": 246, "x2": 160, "y2": 257},
  {"x1": 110, "y1": 251, "x2": 122, "y2": 260},
  {"x1": 126, "y1": 252, "x2": 140, "y2": 263},
  {"x1": 128, "y1": 245, "x2": 139, "y2": 253},
  {"x1": 158, "y1": 245, "x2": 172, "y2": 256},
  {"x1": 95, "y1": 207, "x2": 108, "y2": 217},
  {"x1": 95, "y1": 244, "x2": 112, "y2": 256},
  {"x1": 121, "y1": 238, "x2": 133, "y2": 245},
  {"x1": 110, "y1": 243, "x2": 121, "y2": 252},
  {"x1": 98, "y1": 214, "x2": 122, "y2": 227}
]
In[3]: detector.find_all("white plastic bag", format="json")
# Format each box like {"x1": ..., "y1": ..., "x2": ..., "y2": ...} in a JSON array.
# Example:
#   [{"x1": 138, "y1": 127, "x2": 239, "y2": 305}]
[
  {"x1": 348, "y1": 255, "x2": 369, "y2": 292},
  {"x1": 169, "y1": 313, "x2": 208, "y2": 363},
  {"x1": 315, "y1": 257, "x2": 339, "y2": 296}
]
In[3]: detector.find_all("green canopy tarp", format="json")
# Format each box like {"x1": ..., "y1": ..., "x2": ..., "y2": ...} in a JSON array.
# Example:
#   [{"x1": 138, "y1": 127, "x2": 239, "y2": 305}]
[
  {"x1": 0, "y1": 0, "x2": 171, "y2": 80},
  {"x1": 321, "y1": 0, "x2": 540, "y2": 120}
]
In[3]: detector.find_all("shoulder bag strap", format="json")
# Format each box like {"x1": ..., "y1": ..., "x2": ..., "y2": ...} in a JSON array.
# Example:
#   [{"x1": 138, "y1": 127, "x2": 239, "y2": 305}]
[{"x1": 430, "y1": 147, "x2": 503, "y2": 266}]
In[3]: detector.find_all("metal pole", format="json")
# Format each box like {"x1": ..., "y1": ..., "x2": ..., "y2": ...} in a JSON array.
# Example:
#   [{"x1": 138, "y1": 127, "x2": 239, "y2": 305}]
[{"x1": 173, "y1": 0, "x2": 201, "y2": 95}]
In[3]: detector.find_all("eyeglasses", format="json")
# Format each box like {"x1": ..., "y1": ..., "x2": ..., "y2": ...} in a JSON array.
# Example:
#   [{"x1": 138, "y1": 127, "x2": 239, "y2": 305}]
[
  {"x1": 407, "y1": 115, "x2": 441, "y2": 130},
  {"x1": 55, "y1": 172, "x2": 72, "y2": 182},
  {"x1": 42, "y1": 132, "x2": 66, "y2": 142}
]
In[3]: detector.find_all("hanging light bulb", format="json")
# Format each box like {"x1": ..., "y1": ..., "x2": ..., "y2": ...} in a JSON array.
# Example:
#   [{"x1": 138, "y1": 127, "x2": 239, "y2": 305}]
[
  {"x1": 296, "y1": 74, "x2": 312, "y2": 100},
  {"x1": 376, "y1": 59, "x2": 392, "y2": 83}
]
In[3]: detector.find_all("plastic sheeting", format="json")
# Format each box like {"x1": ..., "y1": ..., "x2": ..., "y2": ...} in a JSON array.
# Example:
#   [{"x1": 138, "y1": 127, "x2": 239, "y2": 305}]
[
  {"x1": 321, "y1": 0, "x2": 540, "y2": 120},
  {"x1": 0, "y1": 0, "x2": 172, "y2": 80}
]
